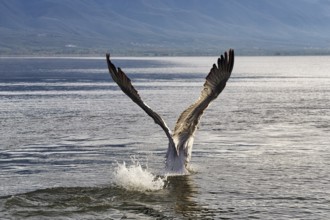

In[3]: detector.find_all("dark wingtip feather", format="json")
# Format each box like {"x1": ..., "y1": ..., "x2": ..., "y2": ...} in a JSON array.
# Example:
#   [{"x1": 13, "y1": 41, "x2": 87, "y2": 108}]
[
  {"x1": 229, "y1": 49, "x2": 234, "y2": 73},
  {"x1": 105, "y1": 52, "x2": 120, "y2": 83}
]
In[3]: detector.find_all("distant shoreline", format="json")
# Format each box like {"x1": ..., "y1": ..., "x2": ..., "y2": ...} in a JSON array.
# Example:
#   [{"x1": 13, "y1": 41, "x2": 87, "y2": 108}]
[
  {"x1": 2, "y1": 52, "x2": 330, "y2": 58},
  {"x1": 2, "y1": 47, "x2": 330, "y2": 57}
]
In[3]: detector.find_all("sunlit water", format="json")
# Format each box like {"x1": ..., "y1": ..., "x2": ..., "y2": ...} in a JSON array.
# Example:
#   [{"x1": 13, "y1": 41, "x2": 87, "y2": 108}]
[{"x1": 0, "y1": 56, "x2": 329, "y2": 219}]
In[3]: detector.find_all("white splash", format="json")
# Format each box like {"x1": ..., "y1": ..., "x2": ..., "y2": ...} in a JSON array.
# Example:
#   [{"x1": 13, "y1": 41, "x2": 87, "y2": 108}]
[{"x1": 113, "y1": 159, "x2": 166, "y2": 192}]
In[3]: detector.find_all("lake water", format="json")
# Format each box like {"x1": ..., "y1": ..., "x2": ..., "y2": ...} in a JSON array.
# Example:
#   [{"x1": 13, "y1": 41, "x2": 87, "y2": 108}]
[{"x1": 0, "y1": 55, "x2": 329, "y2": 219}]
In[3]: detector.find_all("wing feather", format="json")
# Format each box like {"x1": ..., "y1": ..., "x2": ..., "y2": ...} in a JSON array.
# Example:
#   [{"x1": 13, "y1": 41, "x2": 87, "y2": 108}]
[
  {"x1": 106, "y1": 54, "x2": 174, "y2": 143},
  {"x1": 173, "y1": 49, "x2": 234, "y2": 137}
]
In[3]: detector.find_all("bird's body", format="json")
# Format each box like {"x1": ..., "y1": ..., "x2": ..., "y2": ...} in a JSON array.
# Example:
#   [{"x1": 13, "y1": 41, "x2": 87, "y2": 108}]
[
  {"x1": 166, "y1": 135, "x2": 194, "y2": 173},
  {"x1": 106, "y1": 49, "x2": 234, "y2": 174}
]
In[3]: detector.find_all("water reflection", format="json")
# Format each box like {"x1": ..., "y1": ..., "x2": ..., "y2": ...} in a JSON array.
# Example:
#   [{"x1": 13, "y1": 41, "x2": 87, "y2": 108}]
[{"x1": 166, "y1": 175, "x2": 214, "y2": 219}]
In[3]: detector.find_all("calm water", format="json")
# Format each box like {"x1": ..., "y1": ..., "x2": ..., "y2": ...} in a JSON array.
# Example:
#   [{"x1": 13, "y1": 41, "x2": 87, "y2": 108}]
[{"x1": 0, "y1": 55, "x2": 329, "y2": 219}]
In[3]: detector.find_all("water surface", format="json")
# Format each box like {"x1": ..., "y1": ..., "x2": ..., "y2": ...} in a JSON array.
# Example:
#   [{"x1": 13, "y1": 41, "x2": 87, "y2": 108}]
[{"x1": 0, "y1": 56, "x2": 329, "y2": 219}]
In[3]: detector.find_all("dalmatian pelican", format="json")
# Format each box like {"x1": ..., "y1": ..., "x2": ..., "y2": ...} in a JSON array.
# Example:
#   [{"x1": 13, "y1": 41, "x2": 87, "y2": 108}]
[{"x1": 106, "y1": 49, "x2": 234, "y2": 173}]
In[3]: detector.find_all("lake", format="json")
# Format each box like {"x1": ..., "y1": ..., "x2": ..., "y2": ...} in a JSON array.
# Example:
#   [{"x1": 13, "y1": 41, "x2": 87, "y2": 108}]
[{"x1": 0, "y1": 55, "x2": 329, "y2": 219}]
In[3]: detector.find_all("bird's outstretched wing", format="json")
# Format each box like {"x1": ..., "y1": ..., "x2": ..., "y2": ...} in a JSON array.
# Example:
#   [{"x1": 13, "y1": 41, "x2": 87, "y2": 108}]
[
  {"x1": 173, "y1": 49, "x2": 234, "y2": 139},
  {"x1": 106, "y1": 54, "x2": 174, "y2": 143}
]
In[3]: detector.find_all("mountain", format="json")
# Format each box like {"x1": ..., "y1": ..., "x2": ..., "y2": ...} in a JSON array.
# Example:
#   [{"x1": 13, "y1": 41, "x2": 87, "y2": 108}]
[{"x1": 1, "y1": 0, "x2": 330, "y2": 56}]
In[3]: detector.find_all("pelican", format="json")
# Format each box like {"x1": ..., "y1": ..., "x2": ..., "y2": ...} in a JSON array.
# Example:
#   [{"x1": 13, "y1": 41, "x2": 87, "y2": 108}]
[{"x1": 106, "y1": 49, "x2": 234, "y2": 173}]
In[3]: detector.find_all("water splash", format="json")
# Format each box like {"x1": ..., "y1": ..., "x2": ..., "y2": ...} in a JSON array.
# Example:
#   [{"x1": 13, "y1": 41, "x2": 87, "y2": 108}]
[{"x1": 113, "y1": 158, "x2": 166, "y2": 192}]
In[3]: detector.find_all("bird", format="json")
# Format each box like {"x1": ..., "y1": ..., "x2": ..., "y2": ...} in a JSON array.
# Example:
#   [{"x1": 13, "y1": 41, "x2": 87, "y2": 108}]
[{"x1": 106, "y1": 49, "x2": 234, "y2": 174}]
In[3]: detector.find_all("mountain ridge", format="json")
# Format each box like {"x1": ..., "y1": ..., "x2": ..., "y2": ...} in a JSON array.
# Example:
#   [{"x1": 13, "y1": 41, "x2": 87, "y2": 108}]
[{"x1": 1, "y1": 0, "x2": 330, "y2": 56}]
